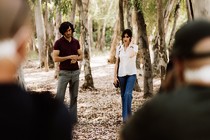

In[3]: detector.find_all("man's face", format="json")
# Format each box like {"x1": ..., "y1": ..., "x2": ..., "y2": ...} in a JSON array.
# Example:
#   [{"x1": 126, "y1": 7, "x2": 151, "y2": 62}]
[{"x1": 64, "y1": 27, "x2": 72, "y2": 39}]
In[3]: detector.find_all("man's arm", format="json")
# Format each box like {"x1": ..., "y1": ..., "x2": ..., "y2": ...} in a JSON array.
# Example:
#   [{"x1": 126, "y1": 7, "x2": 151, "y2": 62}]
[
  {"x1": 53, "y1": 50, "x2": 78, "y2": 62},
  {"x1": 77, "y1": 49, "x2": 83, "y2": 61}
]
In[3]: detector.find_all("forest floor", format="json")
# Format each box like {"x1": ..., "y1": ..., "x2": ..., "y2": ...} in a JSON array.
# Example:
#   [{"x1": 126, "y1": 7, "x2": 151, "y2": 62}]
[{"x1": 23, "y1": 52, "x2": 161, "y2": 140}]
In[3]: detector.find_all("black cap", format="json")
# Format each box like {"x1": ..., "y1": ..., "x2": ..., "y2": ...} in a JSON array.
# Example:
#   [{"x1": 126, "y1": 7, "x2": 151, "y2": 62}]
[{"x1": 172, "y1": 20, "x2": 210, "y2": 60}]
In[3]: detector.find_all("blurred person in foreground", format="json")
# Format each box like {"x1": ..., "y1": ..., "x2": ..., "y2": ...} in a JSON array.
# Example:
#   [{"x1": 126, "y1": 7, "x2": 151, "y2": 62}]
[
  {"x1": 120, "y1": 20, "x2": 210, "y2": 140},
  {"x1": 0, "y1": 0, "x2": 72, "y2": 139},
  {"x1": 113, "y1": 29, "x2": 138, "y2": 123}
]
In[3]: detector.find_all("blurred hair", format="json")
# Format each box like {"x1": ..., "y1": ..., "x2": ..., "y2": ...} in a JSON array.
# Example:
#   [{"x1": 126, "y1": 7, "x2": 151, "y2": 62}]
[
  {"x1": 172, "y1": 20, "x2": 210, "y2": 60},
  {"x1": 122, "y1": 29, "x2": 132, "y2": 41},
  {"x1": 0, "y1": 0, "x2": 30, "y2": 39},
  {"x1": 59, "y1": 22, "x2": 75, "y2": 35}
]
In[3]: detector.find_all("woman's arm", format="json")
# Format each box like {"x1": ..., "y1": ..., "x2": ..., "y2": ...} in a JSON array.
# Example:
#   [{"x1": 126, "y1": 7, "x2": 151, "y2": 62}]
[{"x1": 114, "y1": 58, "x2": 119, "y2": 84}]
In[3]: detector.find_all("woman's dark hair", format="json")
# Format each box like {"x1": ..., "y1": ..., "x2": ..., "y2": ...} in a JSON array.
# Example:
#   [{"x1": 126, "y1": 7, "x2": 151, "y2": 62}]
[
  {"x1": 59, "y1": 21, "x2": 75, "y2": 35},
  {"x1": 121, "y1": 29, "x2": 132, "y2": 41}
]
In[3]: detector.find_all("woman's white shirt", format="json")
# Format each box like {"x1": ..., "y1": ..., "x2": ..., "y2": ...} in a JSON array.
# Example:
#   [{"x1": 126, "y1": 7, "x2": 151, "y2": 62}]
[{"x1": 115, "y1": 44, "x2": 138, "y2": 77}]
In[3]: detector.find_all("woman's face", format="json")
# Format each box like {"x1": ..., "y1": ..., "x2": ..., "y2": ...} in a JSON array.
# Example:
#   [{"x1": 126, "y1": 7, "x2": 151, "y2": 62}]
[{"x1": 123, "y1": 33, "x2": 131, "y2": 44}]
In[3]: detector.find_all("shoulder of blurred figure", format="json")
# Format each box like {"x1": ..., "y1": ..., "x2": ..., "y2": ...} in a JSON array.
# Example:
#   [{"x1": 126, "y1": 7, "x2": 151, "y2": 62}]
[{"x1": 27, "y1": 90, "x2": 72, "y2": 139}]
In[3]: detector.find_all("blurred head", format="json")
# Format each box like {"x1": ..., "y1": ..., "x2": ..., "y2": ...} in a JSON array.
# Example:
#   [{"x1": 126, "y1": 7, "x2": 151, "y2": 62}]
[
  {"x1": 122, "y1": 29, "x2": 132, "y2": 44},
  {"x1": 172, "y1": 20, "x2": 210, "y2": 86},
  {"x1": 59, "y1": 22, "x2": 74, "y2": 39},
  {"x1": 0, "y1": 0, "x2": 31, "y2": 80}
]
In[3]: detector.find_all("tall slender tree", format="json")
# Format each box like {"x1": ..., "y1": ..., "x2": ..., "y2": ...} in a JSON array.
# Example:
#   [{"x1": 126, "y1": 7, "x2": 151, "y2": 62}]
[
  {"x1": 134, "y1": 1, "x2": 153, "y2": 98},
  {"x1": 34, "y1": 0, "x2": 48, "y2": 71},
  {"x1": 54, "y1": 2, "x2": 62, "y2": 79},
  {"x1": 189, "y1": 0, "x2": 210, "y2": 19},
  {"x1": 152, "y1": 0, "x2": 176, "y2": 76},
  {"x1": 168, "y1": 0, "x2": 181, "y2": 54},
  {"x1": 44, "y1": 0, "x2": 54, "y2": 68},
  {"x1": 77, "y1": 0, "x2": 94, "y2": 89},
  {"x1": 157, "y1": 0, "x2": 168, "y2": 84},
  {"x1": 186, "y1": 0, "x2": 194, "y2": 20},
  {"x1": 119, "y1": 0, "x2": 124, "y2": 34},
  {"x1": 124, "y1": 0, "x2": 132, "y2": 29},
  {"x1": 108, "y1": 16, "x2": 120, "y2": 63},
  {"x1": 70, "y1": 0, "x2": 77, "y2": 25}
]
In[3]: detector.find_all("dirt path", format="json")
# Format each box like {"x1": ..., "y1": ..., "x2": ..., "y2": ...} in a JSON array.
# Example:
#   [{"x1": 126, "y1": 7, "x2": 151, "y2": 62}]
[{"x1": 24, "y1": 54, "x2": 160, "y2": 140}]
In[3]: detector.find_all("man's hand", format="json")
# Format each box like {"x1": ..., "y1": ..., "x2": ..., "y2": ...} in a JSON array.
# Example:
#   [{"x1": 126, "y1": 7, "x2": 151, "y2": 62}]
[
  {"x1": 69, "y1": 55, "x2": 78, "y2": 64},
  {"x1": 71, "y1": 59, "x2": 77, "y2": 64},
  {"x1": 69, "y1": 55, "x2": 78, "y2": 60}
]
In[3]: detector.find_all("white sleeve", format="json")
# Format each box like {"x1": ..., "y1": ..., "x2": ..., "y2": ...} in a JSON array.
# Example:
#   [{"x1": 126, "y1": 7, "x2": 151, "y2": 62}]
[
  {"x1": 115, "y1": 45, "x2": 120, "y2": 58},
  {"x1": 134, "y1": 44, "x2": 138, "y2": 53}
]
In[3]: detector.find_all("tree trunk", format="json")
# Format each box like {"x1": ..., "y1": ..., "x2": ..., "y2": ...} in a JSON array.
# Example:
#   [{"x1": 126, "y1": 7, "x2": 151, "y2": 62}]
[
  {"x1": 186, "y1": 0, "x2": 194, "y2": 20},
  {"x1": 101, "y1": 21, "x2": 107, "y2": 51},
  {"x1": 124, "y1": 0, "x2": 132, "y2": 29},
  {"x1": 119, "y1": 0, "x2": 124, "y2": 33},
  {"x1": 152, "y1": 0, "x2": 176, "y2": 76},
  {"x1": 132, "y1": 8, "x2": 138, "y2": 44},
  {"x1": 164, "y1": 0, "x2": 176, "y2": 33},
  {"x1": 152, "y1": 36, "x2": 160, "y2": 76},
  {"x1": 34, "y1": 0, "x2": 48, "y2": 71},
  {"x1": 134, "y1": 3, "x2": 153, "y2": 98},
  {"x1": 108, "y1": 16, "x2": 120, "y2": 64},
  {"x1": 96, "y1": 25, "x2": 102, "y2": 50},
  {"x1": 168, "y1": 0, "x2": 181, "y2": 54},
  {"x1": 44, "y1": 0, "x2": 54, "y2": 69},
  {"x1": 190, "y1": 0, "x2": 210, "y2": 19},
  {"x1": 77, "y1": 0, "x2": 94, "y2": 89},
  {"x1": 54, "y1": 5, "x2": 62, "y2": 79},
  {"x1": 157, "y1": 0, "x2": 168, "y2": 84},
  {"x1": 55, "y1": 7, "x2": 62, "y2": 41},
  {"x1": 130, "y1": 4, "x2": 141, "y2": 92},
  {"x1": 70, "y1": 0, "x2": 77, "y2": 25},
  {"x1": 88, "y1": 16, "x2": 94, "y2": 50}
]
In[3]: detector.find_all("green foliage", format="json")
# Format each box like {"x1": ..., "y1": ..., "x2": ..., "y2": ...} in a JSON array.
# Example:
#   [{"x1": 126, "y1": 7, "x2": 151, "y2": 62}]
[
  {"x1": 27, "y1": 50, "x2": 39, "y2": 60},
  {"x1": 89, "y1": 0, "x2": 118, "y2": 49},
  {"x1": 130, "y1": 0, "x2": 158, "y2": 35},
  {"x1": 74, "y1": 20, "x2": 81, "y2": 40},
  {"x1": 105, "y1": 26, "x2": 113, "y2": 48},
  {"x1": 141, "y1": 0, "x2": 157, "y2": 34},
  {"x1": 54, "y1": 0, "x2": 72, "y2": 15},
  {"x1": 89, "y1": 0, "x2": 118, "y2": 27},
  {"x1": 131, "y1": 0, "x2": 142, "y2": 11}
]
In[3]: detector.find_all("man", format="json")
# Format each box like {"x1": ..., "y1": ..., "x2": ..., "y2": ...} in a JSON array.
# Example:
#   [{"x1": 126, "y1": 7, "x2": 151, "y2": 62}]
[
  {"x1": 53, "y1": 21, "x2": 83, "y2": 124},
  {"x1": 121, "y1": 20, "x2": 210, "y2": 140},
  {"x1": 0, "y1": 0, "x2": 72, "y2": 139}
]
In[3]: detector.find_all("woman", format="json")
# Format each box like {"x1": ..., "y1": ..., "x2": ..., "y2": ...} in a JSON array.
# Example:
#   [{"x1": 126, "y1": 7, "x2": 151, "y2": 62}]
[{"x1": 114, "y1": 29, "x2": 138, "y2": 123}]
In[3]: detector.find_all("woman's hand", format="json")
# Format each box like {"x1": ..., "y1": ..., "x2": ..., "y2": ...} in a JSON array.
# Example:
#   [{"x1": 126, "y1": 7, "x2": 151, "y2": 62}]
[
  {"x1": 114, "y1": 76, "x2": 119, "y2": 84},
  {"x1": 129, "y1": 49, "x2": 136, "y2": 58}
]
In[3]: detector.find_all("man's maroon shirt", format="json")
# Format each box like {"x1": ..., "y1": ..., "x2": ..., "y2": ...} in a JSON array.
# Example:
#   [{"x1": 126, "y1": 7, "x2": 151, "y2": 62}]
[{"x1": 54, "y1": 37, "x2": 80, "y2": 71}]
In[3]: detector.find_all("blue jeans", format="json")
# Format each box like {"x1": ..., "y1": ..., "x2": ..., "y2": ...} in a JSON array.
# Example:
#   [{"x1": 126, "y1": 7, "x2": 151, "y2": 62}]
[
  {"x1": 118, "y1": 74, "x2": 136, "y2": 122},
  {"x1": 56, "y1": 70, "x2": 80, "y2": 123}
]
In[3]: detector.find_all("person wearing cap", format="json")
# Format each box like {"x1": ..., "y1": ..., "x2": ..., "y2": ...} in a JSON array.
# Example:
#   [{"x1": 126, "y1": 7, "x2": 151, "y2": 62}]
[
  {"x1": 120, "y1": 20, "x2": 210, "y2": 140},
  {"x1": 53, "y1": 21, "x2": 83, "y2": 125}
]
